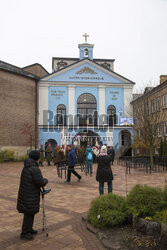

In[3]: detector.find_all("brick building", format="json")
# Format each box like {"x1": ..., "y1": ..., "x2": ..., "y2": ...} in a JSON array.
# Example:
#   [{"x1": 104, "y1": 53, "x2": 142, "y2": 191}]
[
  {"x1": 0, "y1": 61, "x2": 48, "y2": 156},
  {"x1": 131, "y1": 76, "x2": 167, "y2": 155}
]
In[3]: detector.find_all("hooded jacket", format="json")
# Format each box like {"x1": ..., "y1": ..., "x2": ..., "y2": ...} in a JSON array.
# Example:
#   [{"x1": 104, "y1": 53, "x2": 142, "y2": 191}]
[
  {"x1": 85, "y1": 145, "x2": 93, "y2": 164},
  {"x1": 17, "y1": 158, "x2": 48, "y2": 214}
]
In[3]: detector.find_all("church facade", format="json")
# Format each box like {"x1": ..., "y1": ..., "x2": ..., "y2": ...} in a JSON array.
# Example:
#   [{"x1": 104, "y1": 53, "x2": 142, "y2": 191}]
[{"x1": 38, "y1": 36, "x2": 135, "y2": 151}]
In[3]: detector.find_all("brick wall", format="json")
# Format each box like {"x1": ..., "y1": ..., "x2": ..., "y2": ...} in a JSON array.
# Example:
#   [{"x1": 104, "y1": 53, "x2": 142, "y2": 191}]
[
  {"x1": 23, "y1": 64, "x2": 48, "y2": 78},
  {"x1": 0, "y1": 69, "x2": 36, "y2": 148}
]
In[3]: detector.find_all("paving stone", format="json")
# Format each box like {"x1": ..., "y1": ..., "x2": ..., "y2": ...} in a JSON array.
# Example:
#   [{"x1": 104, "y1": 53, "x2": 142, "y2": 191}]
[{"x1": 0, "y1": 161, "x2": 166, "y2": 249}]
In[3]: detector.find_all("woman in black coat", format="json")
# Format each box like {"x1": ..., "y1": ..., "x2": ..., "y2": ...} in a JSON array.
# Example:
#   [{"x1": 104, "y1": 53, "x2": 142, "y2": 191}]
[
  {"x1": 17, "y1": 150, "x2": 48, "y2": 240},
  {"x1": 96, "y1": 145, "x2": 113, "y2": 195}
]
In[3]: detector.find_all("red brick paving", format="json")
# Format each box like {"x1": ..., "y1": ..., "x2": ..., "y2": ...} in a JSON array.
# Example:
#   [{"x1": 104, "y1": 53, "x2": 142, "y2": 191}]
[{"x1": 0, "y1": 161, "x2": 167, "y2": 249}]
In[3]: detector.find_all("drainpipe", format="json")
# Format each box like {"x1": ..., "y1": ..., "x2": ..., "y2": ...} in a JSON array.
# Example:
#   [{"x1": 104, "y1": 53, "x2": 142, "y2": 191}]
[{"x1": 35, "y1": 79, "x2": 39, "y2": 149}]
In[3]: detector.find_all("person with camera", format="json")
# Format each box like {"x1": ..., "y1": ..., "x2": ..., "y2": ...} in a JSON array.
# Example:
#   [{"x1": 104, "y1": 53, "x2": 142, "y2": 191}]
[
  {"x1": 96, "y1": 145, "x2": 113, "y2": 195},
  {"x1": 17, "y1": 150, "x2": 48, "y2": 240}
]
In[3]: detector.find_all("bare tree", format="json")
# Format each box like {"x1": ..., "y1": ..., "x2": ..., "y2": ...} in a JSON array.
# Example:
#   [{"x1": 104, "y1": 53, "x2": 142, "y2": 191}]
[
  {"x1": 132, "y1": 95, "x2": 165, "y2": 168},
  {"x1": 21, "y1": 123, "x2": 36, "y2": 150}
]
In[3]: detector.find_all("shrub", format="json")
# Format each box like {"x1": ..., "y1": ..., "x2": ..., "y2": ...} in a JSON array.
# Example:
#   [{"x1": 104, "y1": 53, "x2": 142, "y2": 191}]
[
  {"x1": 16, "y1": 155, "x2": 27, "y2": 162},
  {"x1": 0, "y1": 150, "x2": 15, "y2": 162},
  {"x1": 126, "y1": 184, "x2": 167, "y2": 217},
  {"x1": 163, "y1": 185, "x2": 167, "y2": 203},
  {"x1": 153, "y1": 209, "x2": 167, "y2": 225},
  {"x1": 87, "y1": 193, "x2": 129, "y2": 228}
]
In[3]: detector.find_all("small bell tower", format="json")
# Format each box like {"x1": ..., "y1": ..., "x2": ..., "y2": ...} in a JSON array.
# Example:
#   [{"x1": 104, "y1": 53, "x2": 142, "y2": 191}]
[{"x1": 78, "y1": 33, "x2": 94, "y2": 60}]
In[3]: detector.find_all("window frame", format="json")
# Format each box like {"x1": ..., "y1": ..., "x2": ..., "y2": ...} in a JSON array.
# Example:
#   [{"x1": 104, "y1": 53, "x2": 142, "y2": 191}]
[
  {"x1": 57, "y1": 104, "x2": 66, "y2": 126},
  {"x1": 163, "y1": 95, "x2": 167, "y2": 108},
  {"x1": 157, "y1": 97, "x2": 161, "y2": 111},
  {"x1": 151, "y1": 100, "x2": 155, "y2": 113},
  {"x1": 158, "y1": 123, "x2": 162, "y2": 137}
]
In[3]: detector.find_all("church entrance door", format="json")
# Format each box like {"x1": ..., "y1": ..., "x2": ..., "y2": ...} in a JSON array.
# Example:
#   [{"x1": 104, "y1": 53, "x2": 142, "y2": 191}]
[{"x1": 73, "y1": 130, "x2": 101, "y2": 147}]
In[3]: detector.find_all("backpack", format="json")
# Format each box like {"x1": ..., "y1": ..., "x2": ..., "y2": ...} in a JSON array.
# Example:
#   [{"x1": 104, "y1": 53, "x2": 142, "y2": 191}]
[{"x1": 87, "y1": 152, "x2": 92, "y2": 161}]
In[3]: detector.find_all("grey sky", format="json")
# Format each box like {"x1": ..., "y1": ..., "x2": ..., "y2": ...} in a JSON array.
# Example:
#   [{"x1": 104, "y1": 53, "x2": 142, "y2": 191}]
[{"x1": 1, "y1": 0, "x2": 167, "y2": 91}]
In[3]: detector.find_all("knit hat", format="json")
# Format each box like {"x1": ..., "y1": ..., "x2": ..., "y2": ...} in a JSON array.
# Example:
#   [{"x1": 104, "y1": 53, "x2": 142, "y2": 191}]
[
  {"x1": 29, "y1": 150, "x2": 40, "y2": 161},
  {"x1": 101, "y1": 145, "x2": 107, "y2": 153}
]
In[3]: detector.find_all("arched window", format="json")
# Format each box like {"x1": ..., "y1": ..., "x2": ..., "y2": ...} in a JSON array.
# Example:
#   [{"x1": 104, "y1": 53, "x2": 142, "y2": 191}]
[
  {"x1": 57, "y1": 104, "x2": 66, "y2": 125},
  {"x1": 107, "y1": 105, "x2": 116, "y2": 126},
  {"x1": 77, "y1": 93, "x2": 97, "y2": 126},
  {"x1": 84, "y1": 48, "x2": 88, "y2": 57}
]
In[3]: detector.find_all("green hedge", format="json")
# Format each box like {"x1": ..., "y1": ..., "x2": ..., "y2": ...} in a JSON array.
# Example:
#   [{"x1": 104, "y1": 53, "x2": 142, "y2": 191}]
[
  {"x1": 0, "y1": 150, "x2": 28, "y2": 163},
  {"x1": 126, "y1": 184, "x2": 167, "y2": 217},
  {"x1": 87, "y1": 193, "x2": 129, "y2": 228},
  {"x1": 153, "y1": 209, "x2": 167, "y2": 225}
]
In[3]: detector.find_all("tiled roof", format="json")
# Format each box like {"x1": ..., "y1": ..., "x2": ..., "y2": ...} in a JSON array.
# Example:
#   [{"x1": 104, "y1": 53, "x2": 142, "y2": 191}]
[{"x1": 0, "y1": 60, "x2": 39, "y2": 80}]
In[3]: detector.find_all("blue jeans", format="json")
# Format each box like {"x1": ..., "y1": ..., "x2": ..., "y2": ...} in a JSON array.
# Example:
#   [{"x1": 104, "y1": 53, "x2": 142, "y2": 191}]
[
  {"x1": 87, "y1": 161, "x2": 93, "y2": 174},
  {"x1": 99, "y1": 182, "x2": 112, "y2": 195}
]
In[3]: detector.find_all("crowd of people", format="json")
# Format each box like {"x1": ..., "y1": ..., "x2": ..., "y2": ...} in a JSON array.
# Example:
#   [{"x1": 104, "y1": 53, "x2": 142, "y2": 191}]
[
  {"x1": 17, "y1": 143, "x2": 115, "y2": 240},
  {"x1": 39, "y1": 143, "x2": 115, "y2": 167}
]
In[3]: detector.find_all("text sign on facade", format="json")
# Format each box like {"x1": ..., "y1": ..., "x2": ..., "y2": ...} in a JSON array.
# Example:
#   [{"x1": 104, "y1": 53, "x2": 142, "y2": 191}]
[
  {"x1": 110, "y1": 91, "x2": 119, "y2": 100},
  {"x1": 51, "y1": 90, "x2": 66, "y2": 99}
]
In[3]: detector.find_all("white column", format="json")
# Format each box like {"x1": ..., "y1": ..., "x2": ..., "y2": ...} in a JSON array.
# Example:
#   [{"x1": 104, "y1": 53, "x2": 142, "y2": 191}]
[
  {"x1": 99, "y1": 86, "x2": 106, "y2": 125},
  {"x1": 39, "y1": 86, "x2": 48, "y2": 125},
  {"x1": 124, "y1": 87, "x2": 133, "y2": 117},
  {"x1": 68, "y1": 85, "x2": 75, "y2": 126}
]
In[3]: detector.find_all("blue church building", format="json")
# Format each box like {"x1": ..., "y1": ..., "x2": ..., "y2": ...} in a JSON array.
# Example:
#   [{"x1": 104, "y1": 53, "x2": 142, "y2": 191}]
[{"x1": 38, "y1": 35, "x2": 135, "y2": 152}]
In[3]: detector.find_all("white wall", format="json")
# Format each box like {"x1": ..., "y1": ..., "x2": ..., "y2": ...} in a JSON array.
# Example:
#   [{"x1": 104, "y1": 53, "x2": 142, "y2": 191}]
[
  {"x1": 99, "y1": 86, "x2": 106, "y2": 125},
  {"x1": 39, "y1": 86, "x2": 48, "y2": 125},
  {"x1": 68, "y1": 85, "x2": 75, "y2": 125}
]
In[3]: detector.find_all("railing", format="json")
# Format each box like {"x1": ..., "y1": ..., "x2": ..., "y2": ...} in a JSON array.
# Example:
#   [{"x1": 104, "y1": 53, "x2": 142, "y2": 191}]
[
  {"x1": 55, "y1": 158, "x2": 86, "y2": 179},
  {"x1": 117, "y1": 156, "x2": 167, "y2": 174}
]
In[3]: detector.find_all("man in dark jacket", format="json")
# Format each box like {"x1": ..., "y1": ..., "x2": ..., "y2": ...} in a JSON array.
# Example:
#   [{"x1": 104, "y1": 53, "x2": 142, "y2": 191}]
[
  {"x1": 66, "y1": 145, "x2": 81, "y2": 183},
  {"x1": 107, "y1": 146, "x2": 115, "y2": 165},
  {"x1": 17, "y1": 150, "x2": 48, "y2": 240}
]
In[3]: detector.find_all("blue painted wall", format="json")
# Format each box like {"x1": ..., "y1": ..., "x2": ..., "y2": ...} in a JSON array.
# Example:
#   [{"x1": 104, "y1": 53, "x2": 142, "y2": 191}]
[
  {"x1": 105, "y1": 87, "x2": 124, "y2": 125},
  {"x1": 79, "y1": 46, "x2": 93, "y2": 60},
  {"x1": 113, "y1": 128, "x2": 133, "y2": 151},
  {"x1": 47, "y1": 62, "x2": 123, "y2": 84},
  {"x1": 38, "y1": 128, "x2": 61, "y2": 147},
  {"x1": 48, "y1": 86, "x2": 68, "y2": 125}
]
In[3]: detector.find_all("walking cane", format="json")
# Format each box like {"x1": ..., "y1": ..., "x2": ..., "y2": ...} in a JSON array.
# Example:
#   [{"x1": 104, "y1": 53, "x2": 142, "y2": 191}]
[{"x1": 41, "y1": 188, "x2": 51, "y2": 237}]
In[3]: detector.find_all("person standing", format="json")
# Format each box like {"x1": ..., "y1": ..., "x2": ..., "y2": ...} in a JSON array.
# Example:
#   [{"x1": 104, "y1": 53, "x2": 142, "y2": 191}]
[
  {"x1": 45, "y1": 143, "x2": 52, "y2": 166},
  {"x1": 96, "y1": 145, "x2": 113, "y2": 195},
  {"x1": 53, "y1": 145, "x2": 59, "y2": 166},
  {"x1": 66, "y1": 145, "x2": 81, "y2": 183},
  {"x1": 108, "y1": 146, "x2": 115, "y2": 165},
  {"x1": 17, "y1": 150, "x2": 48, "y2": 240},
  {"x1": 85, "y1": 145, "x2": 93, "y2": 176},
  {"x1": 39, "y1": 144, "x2": 45, "y2": 166}
]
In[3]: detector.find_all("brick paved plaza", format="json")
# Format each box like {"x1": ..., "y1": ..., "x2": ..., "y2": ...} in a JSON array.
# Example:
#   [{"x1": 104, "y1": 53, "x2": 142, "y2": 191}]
[{"x1": 0, "y1": 162, "x2": 167, "y2": 250}]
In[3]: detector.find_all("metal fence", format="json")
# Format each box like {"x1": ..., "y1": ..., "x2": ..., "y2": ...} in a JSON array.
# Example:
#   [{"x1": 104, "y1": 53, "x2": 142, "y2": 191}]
[{"x1": 117, "y1": 156, "x2": 167, "y2": 174}]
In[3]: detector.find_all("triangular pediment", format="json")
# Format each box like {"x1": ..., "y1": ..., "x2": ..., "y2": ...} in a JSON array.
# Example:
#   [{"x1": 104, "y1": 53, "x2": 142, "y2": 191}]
[{"x1": 41, "y1": 59, "x2": 134, "y2": 84}]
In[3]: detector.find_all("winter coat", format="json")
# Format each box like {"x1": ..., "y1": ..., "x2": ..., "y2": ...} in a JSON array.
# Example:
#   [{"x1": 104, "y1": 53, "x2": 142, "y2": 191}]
[
  {"x1": 58, "y1": 149, "x2": 64, "y2": 162},
  {"x1": 39, "y1": 148, "x2": 45, "y2": 162},
  {"x1": 96, "y1": 154, "x2": 113, "y2": 183},
  {"x1": 68, "y1": 148, "x2": 76, "y2": 166},
  {"x1": 107, "y1": 148, "x2": 115, "y2": 162},
  {"x1": 85, "y1": 146, "x2": 93, "y2": 165},
  {"x1": 46, "y1": 145, "x2": 52, "y2": 162},
  {"x1": 17, "y1": 158, "x2": 48, "y2": 214},
  {"x1": 53, "y1": 147, "x2": 59, "y2": 163}
]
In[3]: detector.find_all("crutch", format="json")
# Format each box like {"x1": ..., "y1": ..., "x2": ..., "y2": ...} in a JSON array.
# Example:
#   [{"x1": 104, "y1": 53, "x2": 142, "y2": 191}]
[{"x1": 41, "y1": 188, "x2": 51, "y2": 237}]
